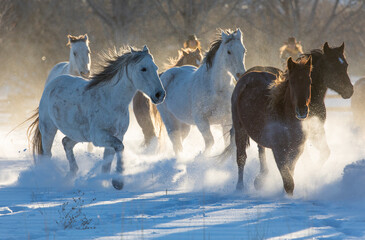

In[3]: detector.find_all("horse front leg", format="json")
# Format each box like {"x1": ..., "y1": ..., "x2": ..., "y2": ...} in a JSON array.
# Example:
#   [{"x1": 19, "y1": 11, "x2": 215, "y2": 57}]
[
  {"x1": 93, "y1": 133, "x2": 124, "y2": 190},
  {"x1": 308, "y1": 120, "x2": 330, "y2": 163},
  {"x1": 254, "y1": 145, "x2": 269, "y2": 190},
  {"x1": 195, "y1": 115, "x2": 214, "y2": 155},
  {"x1": 102, "y1": 148, "x2": 115, "y2": 173},
  {"x1": 272, "y1": 147, "x2": 294, "y2": 195}
]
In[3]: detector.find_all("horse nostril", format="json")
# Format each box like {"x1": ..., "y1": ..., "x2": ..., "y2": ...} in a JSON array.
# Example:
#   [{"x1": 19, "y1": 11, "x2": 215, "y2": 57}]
[{"x1": 155, "y1": 91, "x2": 162, "y2": 99}]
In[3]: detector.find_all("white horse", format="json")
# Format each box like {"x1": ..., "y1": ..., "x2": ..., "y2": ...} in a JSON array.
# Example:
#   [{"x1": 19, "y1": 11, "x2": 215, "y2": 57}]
[
  {"x1": 45, "y1": 34, "x2": 91, "y2": 86},
  {"x1": 28, "y1": 46, "x2": 165, "y2": 189},
  {"x1": 157, "y1": 29, "x2": 246, "y2": 155}
]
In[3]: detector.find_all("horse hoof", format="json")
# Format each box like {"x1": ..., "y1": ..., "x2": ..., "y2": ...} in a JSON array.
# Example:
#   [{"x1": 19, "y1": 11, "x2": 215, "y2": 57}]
[
  {"x1": 254, "y1": 176, "x2": 266, "y2": 190},
  {"x1": 112, "y1": 179, "x2": 124, "y2": 190}
]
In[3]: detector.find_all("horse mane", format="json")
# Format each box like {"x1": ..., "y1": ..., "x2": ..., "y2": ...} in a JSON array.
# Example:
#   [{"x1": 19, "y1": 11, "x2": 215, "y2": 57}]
[
  {"x1": 165, "y1": 49, "x2": 189, "y2": 69},
  {"x1": 268, "y1": 58, "x2": 309, "y2": 111},
  {"x1": 165, "y1": 48, "x2": 200, "y2": 69},
  {"x1": 86, "y1": 47, "x2": 148, "y2": 90},
  {"x1": 268, "y1": 72, "x2": 289, "y2": 111},
  {"x1": 203, "y1": 29, "x2": 236, "y2": 69},
  {"x1": 67, "y1": 34, "x2": 89, "y2": 46}
]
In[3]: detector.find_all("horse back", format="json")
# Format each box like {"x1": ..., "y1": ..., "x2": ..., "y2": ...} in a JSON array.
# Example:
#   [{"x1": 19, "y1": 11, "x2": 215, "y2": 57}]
[
  {"x1": 232, "y1": 71, "x2": 277, "y2": 146},
  {"x1": 45, "y1": 62, "x2": 69, "y2": 86},
  {"x1": 247, "y1": 66, "x2": 282, "y2": 77}
]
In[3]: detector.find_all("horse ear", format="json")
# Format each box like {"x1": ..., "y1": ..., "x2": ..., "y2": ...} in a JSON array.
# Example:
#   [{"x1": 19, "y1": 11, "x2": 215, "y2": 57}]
[
  {"x1": 83, "y1": 34, "x2": 88, "y2": 41},
  {"x1": 339, "y1": 42, "x2": 345, "y2": 53},
  {"x1": 221, "y1": 31, "x2": 229, "y2": 42},
  {"x1": 306, "y1": 56, "x2": 312, "y2": 67},
  {"x1": 142, "y1": 45, "x2": 149, "y2": 52},
  {"x1": 235, "y1": 29, "x2": 242, "y2": 39},
  {"x1": 323, "y1": 42, "x2": 330, "y2": 54},
  {"x1": 194, "y1": 48, "x2": 200, "y2": 53},
  {"x1": 287, "y1": 57, "x2": 296, "y2": 71}
]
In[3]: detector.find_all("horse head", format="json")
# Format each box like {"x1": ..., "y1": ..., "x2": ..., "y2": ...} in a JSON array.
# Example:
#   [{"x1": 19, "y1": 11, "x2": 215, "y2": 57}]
[
  {"x1": 180, "y1": 48, "x2": 202, "y2": 67},
  {"x1": 287, "y1": 56, "x2": 312, "y2": 120},
  {"x1": 130, "y1": 46, "x2": 165, "y2": 104},
  {"x1": 322, "y1": 42, "x2": 353, "y2": 99},
  {"x1": 219, "y1": 29, "x2": 246, "y2": 81},
  {"x1": 68, "y1": 34, "x2": 91, "y2": 78}
]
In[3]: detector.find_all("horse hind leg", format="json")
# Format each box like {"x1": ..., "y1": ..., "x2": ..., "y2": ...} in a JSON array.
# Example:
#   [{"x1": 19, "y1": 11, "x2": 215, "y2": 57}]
[
  {"x1": 235, "y1": 128, "x2": 249, "y2": 191},
  {"x1": 38, "y1": 119, "x2": 57, "y2": 161},
  {"x1": 62, "y1": 136, "x2": 79, "y2": 176},
  {"x1": 254, "y1": 145, "x2": 269, "y2": 190}
]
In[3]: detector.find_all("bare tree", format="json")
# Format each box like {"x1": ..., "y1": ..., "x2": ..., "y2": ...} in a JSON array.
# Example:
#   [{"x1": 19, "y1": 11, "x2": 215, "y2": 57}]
[
  {"x1": 153, "y1": 0, "x2": 241, "y2": 42},
  {"x1": 86, "y1": 0, "x2": 152, "y2": 45}
]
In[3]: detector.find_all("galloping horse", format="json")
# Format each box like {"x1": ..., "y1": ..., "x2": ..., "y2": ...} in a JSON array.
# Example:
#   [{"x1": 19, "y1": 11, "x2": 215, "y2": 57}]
[
  {"x1": 157, "y1": 29, "x2": 246, "y2": 155},
  {"x1": 45, "y1": 34, "x2": 91, "y2": 85},
  {"x1": 221, "y1": 42, "x2": 354, "y2": 192},
  {"x1": 232, "y1": 57, "x2": 312, "y2": 195},
  {"x1": 28, "y1": 46, "x2": 165, "y2": 190},
  {"x1": 133, "y1": 48, "x2": 203, "y2": 147}
]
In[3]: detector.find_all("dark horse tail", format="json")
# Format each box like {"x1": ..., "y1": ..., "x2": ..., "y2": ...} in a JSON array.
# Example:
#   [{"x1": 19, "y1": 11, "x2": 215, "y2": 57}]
[
  {"x1": 217, "y1": 127, "x2": 236, "y2": 160},
  {"x1": 26, "y1": 107, "x2": 43, "y2": 160}
]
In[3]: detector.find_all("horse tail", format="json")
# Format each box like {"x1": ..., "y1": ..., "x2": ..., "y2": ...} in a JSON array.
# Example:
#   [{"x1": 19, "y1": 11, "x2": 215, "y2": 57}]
[
  {"x1": 217, "y1": 127, "x2": 236, "y2": 161},
  {"x1": 26, "y1": 107, "x2": 43, "y2": 160},
  {"x1": 216, "y1": 75, "x2": 253, "y2": 161}
]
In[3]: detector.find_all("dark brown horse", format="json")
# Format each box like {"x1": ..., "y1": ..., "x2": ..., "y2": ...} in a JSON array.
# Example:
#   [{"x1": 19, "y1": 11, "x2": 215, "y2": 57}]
[
  {"x1": 232, "y1": 57, "x2": 312, "y2": 195},
  {"x1": 249, "y1": 42, "x2": 353, "y2": 164},
  {"x1": 221, "y1": 42, "x2": 353, "y2": 191},
  {"x1": 133, "y1": 48, "x2": 203, "y2": 146}
]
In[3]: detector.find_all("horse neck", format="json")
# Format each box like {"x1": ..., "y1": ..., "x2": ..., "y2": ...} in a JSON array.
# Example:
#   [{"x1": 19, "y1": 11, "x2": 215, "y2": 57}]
[
  {"x1": 92, "y1": 69, "x2": 136, "y2": 110},
  {"x1": 310, "y1": 57, "x2": 327, "y2": 105},
  {"x1": 209, "y1": 51, "x2": 233, "y2": 91},
  {"x1": 68, "y1": 47, "x2": 79, "y2": 76},
  {"x1": 283, "y1": 80, "x2": 296, "y2": 119}
]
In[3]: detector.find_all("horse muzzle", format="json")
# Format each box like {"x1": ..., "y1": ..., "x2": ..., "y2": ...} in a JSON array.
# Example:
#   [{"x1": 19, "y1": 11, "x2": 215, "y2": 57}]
[
  {"x1": 295, "y1": 106, "x2": 309, "y2": 120},
  {"x1": 151, "y1": 90, "x2": 166, "y2": 104},
  {"x1": 81, "y1": 71, "x2": 90, "y2": 79},
  {"x1": 340, "y1": 86, "x2": 354, "y2": 99}
]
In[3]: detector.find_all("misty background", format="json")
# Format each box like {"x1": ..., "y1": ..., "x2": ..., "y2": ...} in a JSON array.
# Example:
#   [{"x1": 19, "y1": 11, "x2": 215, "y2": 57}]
[{"x1": 0, "y1": 0, "x2": 364, "y2": 123}]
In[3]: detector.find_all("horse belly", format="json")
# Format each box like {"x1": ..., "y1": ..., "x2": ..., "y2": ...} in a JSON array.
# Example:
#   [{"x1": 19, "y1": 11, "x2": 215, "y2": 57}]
[
  {"x1": 46, "y1": 77, "x2": 90, "y2": 142},
  {"x1": 165, "y1": 77, "x2": 194, "y2": 124}
]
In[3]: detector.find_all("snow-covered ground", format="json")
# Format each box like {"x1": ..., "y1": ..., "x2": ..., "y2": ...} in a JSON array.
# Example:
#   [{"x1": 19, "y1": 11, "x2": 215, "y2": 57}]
[{"x1": 1, "y1": 94, "x2": 365, "y2": 239}]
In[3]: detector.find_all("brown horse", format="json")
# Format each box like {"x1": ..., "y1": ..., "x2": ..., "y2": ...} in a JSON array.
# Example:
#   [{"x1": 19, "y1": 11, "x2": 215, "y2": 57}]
[
  {"x1": 133, "y1": 48, "x2": 203, "y2": 146},
  {"x1": 232, "y1": 57, "x2": 312, "y2": 195}
]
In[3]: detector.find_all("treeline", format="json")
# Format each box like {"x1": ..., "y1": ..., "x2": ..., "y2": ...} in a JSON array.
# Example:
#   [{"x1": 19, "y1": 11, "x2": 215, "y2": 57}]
[{"x1": 1, "y1": 0, "x2": 364, "y2": 120}]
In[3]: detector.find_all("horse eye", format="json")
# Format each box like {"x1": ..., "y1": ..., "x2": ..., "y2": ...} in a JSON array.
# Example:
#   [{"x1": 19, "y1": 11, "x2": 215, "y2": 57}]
[
  {"x1": 227, "y1": 50, "x2": 231, "y2": 55},
  {"x1": 141, "y1": 67, "x2": 147, "y2": 72},
  {"x1": 73, "y1": 52, "x2": 77, "y2": 57}
]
